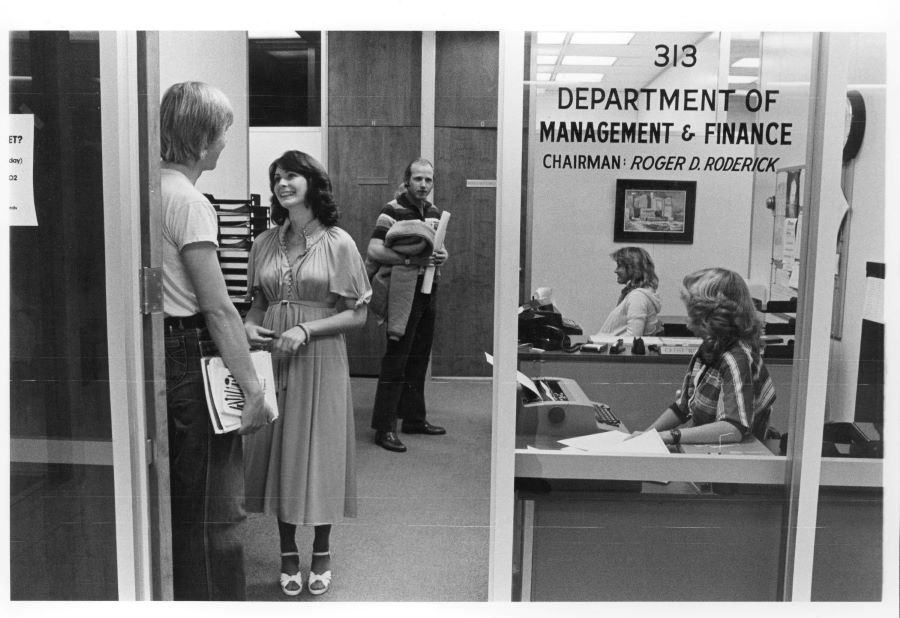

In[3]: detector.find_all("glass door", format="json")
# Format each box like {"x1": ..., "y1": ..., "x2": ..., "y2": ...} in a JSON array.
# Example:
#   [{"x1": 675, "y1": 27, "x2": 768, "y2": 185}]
[{"x1": 8, "y1": 30, "x2": 159, "y2": 600}]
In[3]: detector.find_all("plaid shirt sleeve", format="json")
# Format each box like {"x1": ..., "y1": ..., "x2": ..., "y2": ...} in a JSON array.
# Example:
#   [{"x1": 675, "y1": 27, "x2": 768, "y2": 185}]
[
  {"x1": 716, "y1": 348, "x2": 755, "y2": 431},
  {"x1": 669, "y1": 354, "x2": 698, "y2": 422}
]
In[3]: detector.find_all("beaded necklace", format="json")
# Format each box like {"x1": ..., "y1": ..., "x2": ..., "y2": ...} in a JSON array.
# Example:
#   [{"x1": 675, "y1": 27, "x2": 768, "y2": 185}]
[{"x1": 277, "y1": 219, "x2": 325, "y2": 299}]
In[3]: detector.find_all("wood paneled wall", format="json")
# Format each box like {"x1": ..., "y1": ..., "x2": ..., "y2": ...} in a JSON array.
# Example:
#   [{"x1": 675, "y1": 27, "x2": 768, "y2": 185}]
[
  {"x1": 329, "y1": 32, "x2": 422, "y2": 376},
  {"x1": 328, "y1": 31, "x2": 499, "y2": 377},
  {"x1": 432, "y1": 32, "x2": 499, "y2": 377},
  {"x1": 328, "y1": 32, "x2": 422, "y2": 127}
]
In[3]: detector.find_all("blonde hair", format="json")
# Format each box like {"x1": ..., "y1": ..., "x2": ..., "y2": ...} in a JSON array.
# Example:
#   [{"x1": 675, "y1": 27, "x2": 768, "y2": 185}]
[
  {"x1": 160, "y1": 81, "x2": 233, "y2": 164},
  {"x1": 681, "y1": 268, "x2": 763, "y2": 352}
]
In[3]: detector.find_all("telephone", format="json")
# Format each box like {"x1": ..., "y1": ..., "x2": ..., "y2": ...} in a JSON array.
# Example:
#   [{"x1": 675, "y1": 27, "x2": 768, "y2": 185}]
[
  {"x1": 518, "y1": 301, "x2": 582, "y2": 351},
  {"x1": 779, "y1": 421, "x2": 883, "y2": 458},
  {"x1": 821, "y1": 421, "x2": 882, "y2": 458}
]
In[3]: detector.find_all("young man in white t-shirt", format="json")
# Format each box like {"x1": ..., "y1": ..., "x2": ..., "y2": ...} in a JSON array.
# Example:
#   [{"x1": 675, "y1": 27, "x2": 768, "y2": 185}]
[{"x1": 159, "y1": 81, "x2": 274, "y2": 600}]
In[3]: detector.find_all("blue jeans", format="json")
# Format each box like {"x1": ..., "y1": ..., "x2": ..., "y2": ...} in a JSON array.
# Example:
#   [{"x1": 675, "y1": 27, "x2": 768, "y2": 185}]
[
  {"x1": 165, "y1": 326, "x2": 247, "y2": 600},
  {"x1": 371, "y1": 283, "x2": 437, "y2": 431}
]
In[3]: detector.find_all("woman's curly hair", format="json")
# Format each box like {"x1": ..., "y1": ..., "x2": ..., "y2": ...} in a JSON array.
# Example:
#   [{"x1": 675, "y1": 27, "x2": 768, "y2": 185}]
[
  {"x1": 681, "y1": 268, "x2": 763, "y2": 357},
  {"x1": 268, "y1": 150, "x2": 339, "y2": 227}
]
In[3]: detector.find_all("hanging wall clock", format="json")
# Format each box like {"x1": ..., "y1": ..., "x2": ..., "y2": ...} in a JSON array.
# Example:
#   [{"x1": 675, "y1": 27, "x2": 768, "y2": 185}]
[{"x1": 843, "y1": 90, "x2": 866, "y2": 163}]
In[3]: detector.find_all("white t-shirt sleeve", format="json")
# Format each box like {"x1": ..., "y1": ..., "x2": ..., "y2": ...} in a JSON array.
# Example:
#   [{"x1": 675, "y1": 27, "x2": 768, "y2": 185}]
[{"x1": 170, "y1": 199, "x2": 219, "y2": 250}]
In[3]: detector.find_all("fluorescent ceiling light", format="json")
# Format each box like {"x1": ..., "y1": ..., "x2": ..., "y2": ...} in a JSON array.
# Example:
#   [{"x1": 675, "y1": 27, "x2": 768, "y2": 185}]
[
  {"x1": 537, "y1": 55, "x2": 558, "y2": 64},
  {"x1": 728, "y1": 75, "x2": 757, "y2": 84},
  {"x1": 248, "y1": 31, "x2": 301, "y2": 39},
  {"x1": 537, "y1": 32, "x2": 566, "y2": 44},
  {"x1": 557, "y1": 72, "x2": 605, "y2": 82},
  {"x1": 569, "y1": 32, "x2": 634, "y2": 45},
  {"x1": 732, "y1": 57, "x2": 760, "y2": 68},
  {"x1": 562, "y1": 55, "x2": 616, "y2": 66},
  {"x1": 269, "y1": 50, "x2": 306, "y2": 59}
]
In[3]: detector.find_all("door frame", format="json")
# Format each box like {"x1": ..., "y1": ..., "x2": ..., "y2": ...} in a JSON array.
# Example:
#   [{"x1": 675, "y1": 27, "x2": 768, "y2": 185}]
[
  {"x1": 136, "y1": 31, "x2": 174, "y2": 600},
  {"x1": 98, "y1": 30, "x2": 170, "y2": 600}
]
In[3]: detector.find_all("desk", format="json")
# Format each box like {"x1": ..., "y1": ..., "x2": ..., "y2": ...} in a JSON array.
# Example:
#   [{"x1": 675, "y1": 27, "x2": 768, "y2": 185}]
[{"x1": 518, "y1": 344, "x2": 794, "y2": 433}]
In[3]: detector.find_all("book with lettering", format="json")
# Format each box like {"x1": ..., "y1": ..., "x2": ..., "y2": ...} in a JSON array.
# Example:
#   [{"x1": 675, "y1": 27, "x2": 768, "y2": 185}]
[{"x1": 201, "y1": 350, "x2": 279, "y2": 434}]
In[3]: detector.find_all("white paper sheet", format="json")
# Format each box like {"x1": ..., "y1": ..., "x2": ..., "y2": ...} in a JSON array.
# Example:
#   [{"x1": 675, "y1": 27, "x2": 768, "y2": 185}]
[
  {"x1": 484, "y1": 352, "x2": 541, "y2": 397},
  {"x1": 558, "y1": 429, "x2": 669, "y2": 455},
  {"x1": 525, "y1": 445, "x2": 590, "y2": 454}
]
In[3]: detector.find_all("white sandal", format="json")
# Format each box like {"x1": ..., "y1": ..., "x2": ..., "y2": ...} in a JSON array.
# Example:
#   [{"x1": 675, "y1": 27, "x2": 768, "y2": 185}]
[
  {"x1": 307, "y1": 551, "x2": 332, "y2": 596},
  {"x1": 279, "y1": 551, "x2": 303, "y2": 596}
]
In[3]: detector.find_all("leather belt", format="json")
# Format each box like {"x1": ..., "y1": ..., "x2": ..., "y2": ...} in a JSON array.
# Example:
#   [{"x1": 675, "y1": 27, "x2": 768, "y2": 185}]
[{"x1": 163, "y1": 313, "x2": 207, "y2": 334}]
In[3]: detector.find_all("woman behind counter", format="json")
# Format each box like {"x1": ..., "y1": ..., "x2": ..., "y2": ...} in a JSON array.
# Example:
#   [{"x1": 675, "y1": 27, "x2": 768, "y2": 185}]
[
  {"x1": 242, "y1": 150, "x2": 372, "y2": 597},
  {"x1": 643, "y1": 267, "x2": 776, "y2": 445},
  {"x1": 596, "y1": 246, "x2": 663, "y2": 337}
]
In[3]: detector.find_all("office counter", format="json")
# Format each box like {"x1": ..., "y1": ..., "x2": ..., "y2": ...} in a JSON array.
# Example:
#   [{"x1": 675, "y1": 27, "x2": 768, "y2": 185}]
[
  {"x1": 514, "y1": 449, "x2": 883, "y2": 601},
  {"x1": 514, "y1": 347, "x2": 883, "y2": 602},
  {"x1": 518, "y1": 345, "x2": 794, "y2": 433}
]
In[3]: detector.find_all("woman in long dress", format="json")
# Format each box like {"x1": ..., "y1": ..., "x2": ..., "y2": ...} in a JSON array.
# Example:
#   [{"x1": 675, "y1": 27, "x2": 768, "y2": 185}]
[{"x1": 243, "y1": 150, "x2": 371, "y2": 597}]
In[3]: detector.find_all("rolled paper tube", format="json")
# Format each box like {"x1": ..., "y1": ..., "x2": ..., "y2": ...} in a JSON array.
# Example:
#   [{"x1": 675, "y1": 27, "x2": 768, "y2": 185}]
[{"x1": 421, "y1": 211, "x2": 451, "y2": 294}]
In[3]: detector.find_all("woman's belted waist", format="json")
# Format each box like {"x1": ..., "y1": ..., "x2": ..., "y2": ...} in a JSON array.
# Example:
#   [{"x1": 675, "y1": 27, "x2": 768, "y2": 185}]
[{"x1": 276, "y1": 299, "x2": 334, "y2": 309}]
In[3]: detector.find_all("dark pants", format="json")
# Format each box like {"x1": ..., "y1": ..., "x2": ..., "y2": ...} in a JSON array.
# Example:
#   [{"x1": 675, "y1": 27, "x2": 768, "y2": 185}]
[
  {"x1": 371, "y1": 283, "x2": 437, "y2": 432},
  {"x1": 165, "y1": 325, "x2": 247, "y2": 601}
]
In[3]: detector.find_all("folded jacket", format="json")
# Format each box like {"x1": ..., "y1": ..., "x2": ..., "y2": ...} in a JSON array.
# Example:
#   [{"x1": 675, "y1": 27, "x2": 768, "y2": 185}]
[{"x1": 369, "y1": 220, "x2": 436, "y2": 338}]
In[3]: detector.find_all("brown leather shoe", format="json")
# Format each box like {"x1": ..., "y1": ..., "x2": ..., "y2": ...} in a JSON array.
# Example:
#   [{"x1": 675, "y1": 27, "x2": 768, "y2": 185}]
[
  {"x1": 375, "y1": 430, "x2": 407, "y2": 452},
  {"x1": 401, "y1": 420, "x2": 446, "y2": 435}
]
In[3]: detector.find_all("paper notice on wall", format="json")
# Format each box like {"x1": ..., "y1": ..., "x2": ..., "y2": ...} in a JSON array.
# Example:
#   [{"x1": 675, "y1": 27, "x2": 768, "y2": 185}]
[
  {"x1": 782, "y1": 217, "x2": 798, "y2": 263},
  {"x1": 792, "y1": 215, "x2": 803, "y2": 260},
  {"x1": 862, "y1": 276, "x2": 884, "y2": 324},
  {"x1": 9, "y1": 114, "x2": 37, "y2": 226},
  {"x1": 788, "y1": 259, "x2": 801, "y2": 288}
]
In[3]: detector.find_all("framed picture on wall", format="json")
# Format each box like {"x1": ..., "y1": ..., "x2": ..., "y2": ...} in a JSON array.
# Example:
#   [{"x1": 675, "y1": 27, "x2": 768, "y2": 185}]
[{"x1": 613, "y1": 179, "x2": 696, "y2": 244}]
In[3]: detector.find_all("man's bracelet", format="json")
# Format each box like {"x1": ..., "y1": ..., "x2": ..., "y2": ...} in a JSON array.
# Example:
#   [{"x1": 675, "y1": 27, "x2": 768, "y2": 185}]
[{"x1": 297, "y1": 323, "x2": 311, "y2": 345}]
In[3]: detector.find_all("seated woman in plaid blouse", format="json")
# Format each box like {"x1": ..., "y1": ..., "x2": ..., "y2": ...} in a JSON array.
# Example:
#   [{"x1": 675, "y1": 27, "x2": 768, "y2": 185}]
[{"x1": 641, "y1": 267, "x2": 776, "y2": 446}]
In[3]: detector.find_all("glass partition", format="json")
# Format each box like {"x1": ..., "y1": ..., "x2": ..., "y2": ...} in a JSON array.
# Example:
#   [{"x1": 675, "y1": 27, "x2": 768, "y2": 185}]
[
  {"x1": 9, "y1": 31, "x2": 118, "y2": 599},
  {"x1": 811, "y1": 31, "x2": 886, "y2": 602},
  {"x1": 510, "y1": 30, "x2": 885, "y2": 602}
]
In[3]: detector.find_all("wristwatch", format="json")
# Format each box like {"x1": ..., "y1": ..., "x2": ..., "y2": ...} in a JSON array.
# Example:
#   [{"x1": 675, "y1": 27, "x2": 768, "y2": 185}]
[
  {"x1": 404, "y1": 258, "x2": 411, "y2": 266},
  {"x1": 669, "y1": 428, "x2": 682, "y2": 444}
]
